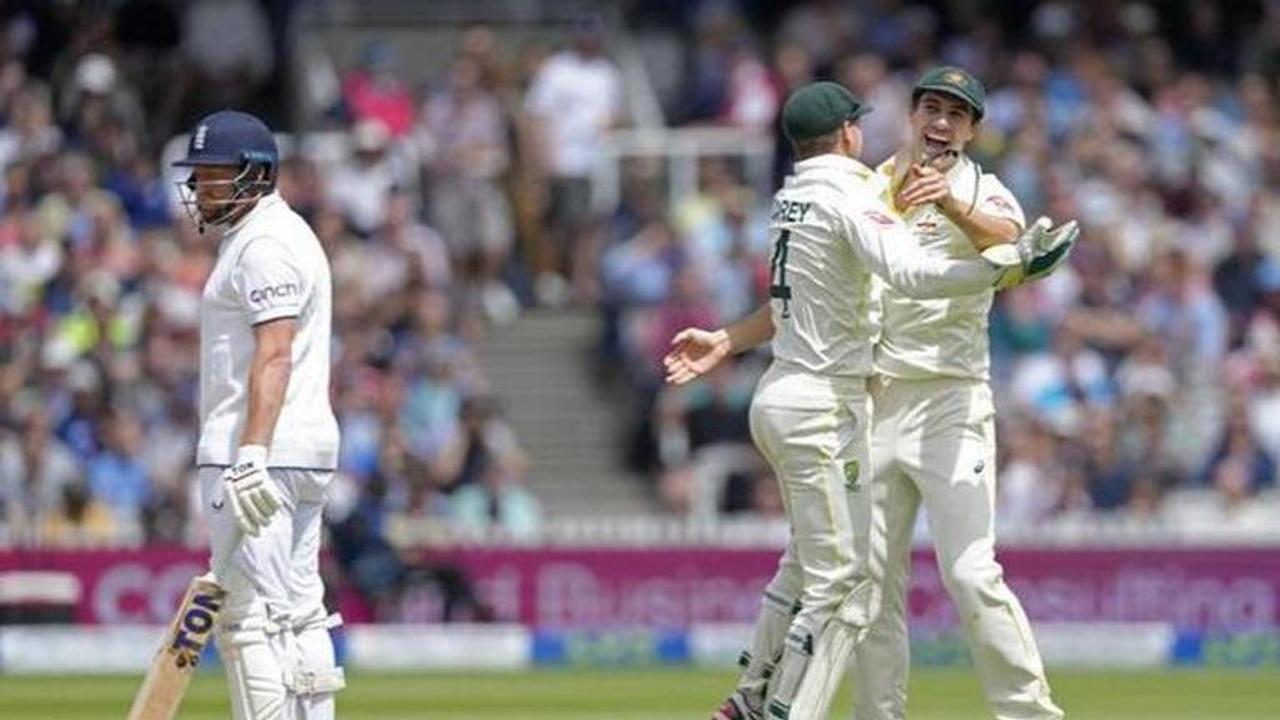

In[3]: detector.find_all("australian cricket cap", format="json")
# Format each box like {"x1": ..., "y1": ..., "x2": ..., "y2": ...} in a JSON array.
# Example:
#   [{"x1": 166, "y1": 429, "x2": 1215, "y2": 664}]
[
  {"x1": 781, "y1": 81, "x2": 872, "y2": 143},
  {"x1": 912, "y1": 65, "x2": 986, "y2": 120}
]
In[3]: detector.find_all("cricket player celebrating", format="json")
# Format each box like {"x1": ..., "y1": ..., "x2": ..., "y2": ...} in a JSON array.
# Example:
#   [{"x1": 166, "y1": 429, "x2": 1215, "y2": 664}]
[
  {"x1": 665, "y1": 82, "x2": 1075, "y2": 720},
  {"x1": 849, "y1": 66, "x2": 1064, "y2": 720},
  {"x1": 174, "y1": 110, "x2": 344, "y2": 719}
]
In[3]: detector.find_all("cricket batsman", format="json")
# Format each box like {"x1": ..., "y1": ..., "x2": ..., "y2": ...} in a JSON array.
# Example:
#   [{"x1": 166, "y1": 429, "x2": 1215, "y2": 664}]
[
  {"x1": 664, "y1": 82, "x2": 1076, "y2": 720},
  {"x1": 175, "y1": 110, "x2": 345, "y2": 719},
  {"x1": 848, "y1": 66, "x2": 1064, "y2": 720}
]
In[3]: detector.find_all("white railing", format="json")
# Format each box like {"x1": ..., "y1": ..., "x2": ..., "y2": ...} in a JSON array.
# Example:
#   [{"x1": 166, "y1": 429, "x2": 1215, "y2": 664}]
[{"x1": 592, "y1": 127, "x2": 776, "y2": 213}]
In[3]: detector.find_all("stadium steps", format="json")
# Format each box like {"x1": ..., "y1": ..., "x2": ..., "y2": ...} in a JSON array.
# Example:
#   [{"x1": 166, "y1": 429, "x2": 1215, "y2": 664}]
[{"x1": 478, "y1": 309, "x2": 658, "y2": 518}]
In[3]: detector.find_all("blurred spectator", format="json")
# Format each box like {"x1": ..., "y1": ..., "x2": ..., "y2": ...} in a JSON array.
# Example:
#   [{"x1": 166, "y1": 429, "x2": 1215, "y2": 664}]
[
  {"x1": 0, "y1": 81, "x2": 63, "y2": 169},
  {"x1": 59, "y1": 53, "x2": 144, "y2": 153},
  {"x1": 35, "y1": 480, "x2": 117, "y2": 547},
  {"x1": 343, "y1": 190, "x2": 451, "y2": 308},
  {"x1": 719, "y1": 42, "x2": 779, "y2": 131},
  {"x1": 721, "y1": 464, "x2": 783, "y2": 516},
  {"x1": 421, "y1": 56, "x2": 516, "y2": 321},
  {"x1": 1136, "y1": 250, "x2": 1228, "y2": 380},
  {"x1": 1080, "y1": 408, "x2": 1133, "y2": 511},
  {"x1": 437, "y1": 396, "x2": 527, "y2": 492},
  {"x1": 0, "y1": 209, "x2": 62, "y2": 316},
  {"x1": 836, "y1": 53, "x2": 909, "y2": 165},
  {"x1": 102, "y1": 146, "x2": 171, "y2": 231},
  {"x1": 327, "y1": 119, "x2": 415, "y2": 237},
  {"x1": 681, "y1": 362, "x2": 752, "y2": 453},
  {"x1": 524, "y1": 18, "x2": 622, "y2": 305},
  {"x1": 450, "y1": 457, "x2": 542, "y2": 539},
  {"x1": 997, "y1": 419, "x2": 1063, "y2": 531},
  {"x1": 0, "y1": 408, "x2": 80, "y2": 537},
  {"x1": 86, "y1": 409, "x2": 150, "y2": 523},
  {"x1": 1200, "y1": 401, "x2": 1276, "y2": 492},
  {"x1": 179, "y1": 0, "x2": 273, "y2": 113},
  {"x1": 342, "y1": 42, "x2": 415, "y2": 137},
  {"x1": 657, "y1": 464, "x2": 695, "y2": 516},
  {"x1": 1213, "y1": 224, "x2": 1267, "y2": 347},
  {"x1": 457, "y1": 23, "x2": 515, "y2": 100}
]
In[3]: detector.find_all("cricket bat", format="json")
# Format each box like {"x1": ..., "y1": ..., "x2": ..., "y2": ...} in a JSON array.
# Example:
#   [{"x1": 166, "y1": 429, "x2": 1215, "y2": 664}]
[{"x1": 125, "y1": 572, "x2": 227, "y2": 719}]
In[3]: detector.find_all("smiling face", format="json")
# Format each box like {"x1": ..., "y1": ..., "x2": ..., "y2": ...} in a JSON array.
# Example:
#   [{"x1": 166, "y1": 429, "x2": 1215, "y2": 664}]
[{"x1": 910, "y1": 90, "x2": 978, "y2": 162}]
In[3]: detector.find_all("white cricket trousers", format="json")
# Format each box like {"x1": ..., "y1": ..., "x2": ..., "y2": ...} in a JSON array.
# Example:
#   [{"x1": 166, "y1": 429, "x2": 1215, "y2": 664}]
[
  {"x1": 200, "y1": 467, "x2": 341, "y2": 720},
  {"x1": 733, "y1": 361, "x2": 886, "y2": 719},
  {"x1": 850, "y1": 376, "x2": 1062, "y2": 720}
]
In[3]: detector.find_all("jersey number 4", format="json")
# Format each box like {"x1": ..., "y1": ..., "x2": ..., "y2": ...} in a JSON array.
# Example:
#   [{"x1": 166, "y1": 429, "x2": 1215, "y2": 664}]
[{"x1": 770, "y1": 229, "x2": 793, "y2": 318}]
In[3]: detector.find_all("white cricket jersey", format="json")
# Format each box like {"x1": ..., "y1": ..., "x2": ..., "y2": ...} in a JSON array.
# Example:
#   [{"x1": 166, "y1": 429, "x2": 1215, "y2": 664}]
[
  {"x1": 766, "y1": 154, "x2": 1000, "y2": 377},
  {"x1": 872, "y1": 154, "x2": 1025, "y2": 381},
  {"x1": 198, "y1": 192, "x2": 339, "y2": 469}
]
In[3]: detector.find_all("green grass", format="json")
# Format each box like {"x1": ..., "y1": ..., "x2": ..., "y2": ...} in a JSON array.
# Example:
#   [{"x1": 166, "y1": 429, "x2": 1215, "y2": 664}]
[{"x1": 0, "y1": 668, "x2": 1276, "y2": 719}]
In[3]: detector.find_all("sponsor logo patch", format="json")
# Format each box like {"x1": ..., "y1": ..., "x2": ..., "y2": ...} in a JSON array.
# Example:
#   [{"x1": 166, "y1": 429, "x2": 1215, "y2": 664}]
[
  {"x1": 248, "y1": 282, "x2": 301, "y2": 304},
  {"x1": 863, "y1": 209, "x2": 895, "y2": 227},
  {"x1": 843, "y1": 459, "x2": 861, "y2": 493},
  {"x1": 984, "y1": 196, "x2": 1015, "y2": 213}
]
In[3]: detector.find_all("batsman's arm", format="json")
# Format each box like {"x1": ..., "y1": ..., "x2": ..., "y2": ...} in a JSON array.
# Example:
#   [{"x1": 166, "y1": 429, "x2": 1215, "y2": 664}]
[
  {"x1": 232, "y1": 237, "x2": 306, "y2": 450},
  {"x1": 240, "y1": 318, "x2": 295, "y2": 448}
]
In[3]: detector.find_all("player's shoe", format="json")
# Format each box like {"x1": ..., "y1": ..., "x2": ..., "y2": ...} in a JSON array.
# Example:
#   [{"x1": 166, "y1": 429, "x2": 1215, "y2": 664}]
[
  {"x1": 983, "y1": 216, "x2": 1079, "y2": 290},
  {"x1": 712, "y1": 692, "x2": 761, "y2": 720}
]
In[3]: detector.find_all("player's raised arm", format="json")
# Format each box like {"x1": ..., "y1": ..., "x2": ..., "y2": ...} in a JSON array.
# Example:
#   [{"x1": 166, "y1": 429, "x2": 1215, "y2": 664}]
[
  {"x1": 663, "y1": 304, "x2": 774, "y2": 385},
  {"x1": 840, "y1": 199, "x2": 1000, "y2": 298},
  {"x1": 842, "y1": 199, "x2": 1076, "y2": 298}
]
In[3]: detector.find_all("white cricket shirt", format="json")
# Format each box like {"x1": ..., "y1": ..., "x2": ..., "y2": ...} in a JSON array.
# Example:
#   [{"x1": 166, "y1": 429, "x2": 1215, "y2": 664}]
[
  {"x1": 197, "y1": 192, "x2": 339, "y2": 469},
  {"x1": 872, "y1": 154, "x2": 1025, "y2": 381},
  {"x1": 766, "y1": 154, "x2": 999, "y2": 377}
]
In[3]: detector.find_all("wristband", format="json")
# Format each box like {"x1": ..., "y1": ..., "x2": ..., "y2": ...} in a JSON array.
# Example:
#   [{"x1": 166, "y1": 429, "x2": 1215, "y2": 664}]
[{"x1": 235, "y1": 444, "x2": 269, "y2": 467}]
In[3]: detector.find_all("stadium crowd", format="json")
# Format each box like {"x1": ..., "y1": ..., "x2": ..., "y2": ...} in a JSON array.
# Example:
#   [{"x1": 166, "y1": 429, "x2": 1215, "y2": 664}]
[{"x1": 1, "y1": 0, "x2": 1278, "y2": 566}]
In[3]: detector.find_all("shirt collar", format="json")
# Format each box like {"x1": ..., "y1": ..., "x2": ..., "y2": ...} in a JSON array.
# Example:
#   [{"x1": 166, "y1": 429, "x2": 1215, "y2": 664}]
[
  {"x1": 223, "y1": 191, "x2": 282, "y2": 236},
  {"x1": 792, "y1": 153, "x2": 873, "y2": 179}
]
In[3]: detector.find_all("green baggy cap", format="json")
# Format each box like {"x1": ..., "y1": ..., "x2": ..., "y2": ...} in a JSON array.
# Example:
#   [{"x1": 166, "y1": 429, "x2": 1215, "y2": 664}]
[
  {"x1": 781, "y1": 81, "x2": 872, "y2": 143},
  {"x1": 912, "y1": 65, "x2": 986, "y2": 120}
]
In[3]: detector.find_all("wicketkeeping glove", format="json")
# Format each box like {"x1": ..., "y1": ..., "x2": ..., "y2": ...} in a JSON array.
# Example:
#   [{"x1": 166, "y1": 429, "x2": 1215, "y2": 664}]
[
  {"x1": 221, "y1": 445, "x2": 282, "y2": 536},
  {"x1": 982, "y1": 216, "x2": 1080, "y2": 290}
]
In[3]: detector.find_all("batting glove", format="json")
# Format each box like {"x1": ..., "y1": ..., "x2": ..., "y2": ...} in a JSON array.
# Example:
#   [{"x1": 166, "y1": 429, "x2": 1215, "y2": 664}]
[
  {"x1": 221, "y1": 445, "x2": 282, "y2": 536},
  {"x1": 982, "y1": 216, "x2": 1080, "y2": 290}
]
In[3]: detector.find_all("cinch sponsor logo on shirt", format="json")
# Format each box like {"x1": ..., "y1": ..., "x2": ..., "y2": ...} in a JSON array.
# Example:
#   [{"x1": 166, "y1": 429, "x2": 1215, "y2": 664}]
[{"x1": 249, "y1": 282, "x2": 301, "y2": 304}]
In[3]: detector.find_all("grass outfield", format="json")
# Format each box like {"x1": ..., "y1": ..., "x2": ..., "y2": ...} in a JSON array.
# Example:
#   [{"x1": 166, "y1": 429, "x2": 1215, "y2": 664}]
[{"x1": 0, "y1": 668, "x2": 1276, "y2": 719}]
